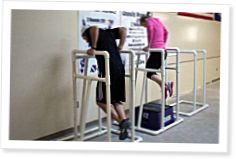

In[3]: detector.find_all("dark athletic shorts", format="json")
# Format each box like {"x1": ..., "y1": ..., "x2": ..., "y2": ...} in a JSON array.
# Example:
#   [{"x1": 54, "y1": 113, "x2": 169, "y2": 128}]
[
  {"x1": 96, "y1": 67, "x2": 125, "y2": 105},
  {"x1": 146, "y1": 51, "x2": 167, "y2": 79}
]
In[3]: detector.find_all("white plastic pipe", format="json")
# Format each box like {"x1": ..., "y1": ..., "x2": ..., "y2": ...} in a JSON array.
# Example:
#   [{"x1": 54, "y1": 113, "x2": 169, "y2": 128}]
[
  {"x1": 79, "y1": 57, "x2": 89, "y2": 141},
  {"x1": 196, "y1": 49, "x2": 207, "y2": 106},
  {"x1": 72, "y1": 52, "x2": 78, "y2": 140},
  {"x1": 80, "y1": 79, "x2": 92, "y2": 141},
  {"x1": 134, "y1": 48, "x2": 183, "y2": 135},
  {"x1": 148, "y1": 49, "x2": 166, "y2": 129},
  {"x1": 137, "y1": 71, "x2": 147, "y2": 129},
  {"x1": 193, "y1": 50, "x2": 197, "y2": 111},
  {"x1": 165, "y1": 47, "x2": 180, "y2": 120},
  {"x1": 130, "y1": 51, "x2": 136, "y2": 142},
  {"x1": 176, "y1": 48, "x2": 180, "y2": 120},
  {"x1": 120, "y1": 50, "x2": 136, "y2": 141},
  {"x1": 103, "y1": 51, "x2": 111, "y2": 142},
  {"x1": 178, "y1": 50, "x2": 198, "y2": 112},
  {"x1": 72, "y1": 50, "x2": 111, "y2": 142},
  {"x1": 161, "y1": 49, "x2": 166, "y2": 129},
  {"x1": 145, "y1": 53, "x2": 149, "y2": 103}
]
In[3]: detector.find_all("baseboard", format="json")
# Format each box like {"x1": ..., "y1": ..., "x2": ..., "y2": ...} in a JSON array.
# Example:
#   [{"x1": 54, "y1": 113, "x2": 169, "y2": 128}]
[
  {"x1": 206, "y1": 77, "x2": 220, "y2": 85},
  {"x1": 36, "y1": 118, "x2": 107, "y2": 141}
]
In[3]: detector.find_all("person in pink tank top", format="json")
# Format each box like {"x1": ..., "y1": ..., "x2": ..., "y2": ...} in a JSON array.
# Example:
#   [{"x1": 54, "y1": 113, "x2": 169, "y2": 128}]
[{"x1": 140, "y1": 14, "x2": 173, "y2": 99}]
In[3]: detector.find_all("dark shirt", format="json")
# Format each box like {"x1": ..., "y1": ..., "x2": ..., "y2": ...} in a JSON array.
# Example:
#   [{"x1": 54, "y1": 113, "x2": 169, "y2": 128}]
[{"x1": 84, "y1": 27, "x2": 124, "y2": 76}]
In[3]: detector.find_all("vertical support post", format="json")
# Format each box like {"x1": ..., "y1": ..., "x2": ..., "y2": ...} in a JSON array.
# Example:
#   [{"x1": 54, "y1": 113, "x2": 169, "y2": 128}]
[
  {"x1": 82, "y1": 79, "x2": 92, "y2": 136},
  {"x1": 165, "y1": 51, "x2": 168, "y2": 86},
  {"x1": 129, "y1": 50, "x2": 136, "y2": 142},
  {"x1": 135, "y1": 54, "x2": 141, "y2": 84},
  {"x1": 137, "y1": 71, "x2": 147, "y2": 129},
  {"x1": 160, "y1": 49, "x2": 166, "y2": 129},
  {"x1": 175, "y1": 48, "x2": 180, "y2": 120},
  {"x1": 145, "y1": 53, "x2": 148, "y2": 103},
  {"x1": 72, "y1": 52, "x2": 79, "y2": 140},
  {"x1": 104, "y1": 53, "x2": 111, "y2": 142},
  {"x1": 165, "y1": 51, "x2": 169, "y2": 106},
  {"x1": 79, "y1": 58, "x2": 89, "y2": 141},
  {"x1": 72, "y1": 50, "x2": 111, "y2": 142},
  {"x1": 98, "y1": 108, "x2": 102, "y2": 133},
  {"x1": 193, "y1": 51, "x2": 197, "y2": 111},
  {"x1": 202, "y1": 50, "x2": 207, "y2": 106}
]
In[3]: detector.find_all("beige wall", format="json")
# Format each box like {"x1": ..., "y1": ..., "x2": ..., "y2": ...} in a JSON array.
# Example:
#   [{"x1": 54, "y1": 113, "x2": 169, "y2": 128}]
[
  {"x1": 10, "y1": 10, "x2": 77, "y2": 140},
  {"x1": 10, "y1": 10, "x2": 220, "y2": 140},
  {"x1": 143, "y1": 13, "x2": 221, "y2": 103}
]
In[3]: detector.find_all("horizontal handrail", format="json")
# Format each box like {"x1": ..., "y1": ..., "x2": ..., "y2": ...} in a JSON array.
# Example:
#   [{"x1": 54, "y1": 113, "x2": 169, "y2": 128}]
[
  {"x1": 179, "y1": 50, "x2": 197, "y2": 55},
  {"x1": 72, "y1": 49, "x2": 109, "y2": 59},
  {"x1": 120, "y1": 49, "x2": 135, "y2": 57},
  {"x1": 136, "y1": 67, "x2": 162, "y2": 73}
]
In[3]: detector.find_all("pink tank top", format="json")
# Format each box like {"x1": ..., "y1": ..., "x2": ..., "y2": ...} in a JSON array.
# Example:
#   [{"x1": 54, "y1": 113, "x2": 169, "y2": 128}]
[{"x1": 146, "y1": 17, "x2": 168, "y2": 49}]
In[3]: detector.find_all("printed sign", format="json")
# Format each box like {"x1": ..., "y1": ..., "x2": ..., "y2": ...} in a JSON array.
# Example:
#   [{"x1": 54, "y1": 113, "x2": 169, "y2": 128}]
[
  {"x1": 78, "y1": 11, "x2": 120, "y2": 75},
  {"x1": 78, "y1": 11, "x2": 148, "y2": 75},
  {"x1": 120, "y1": 11, "x2": 148, "y2": 72}
]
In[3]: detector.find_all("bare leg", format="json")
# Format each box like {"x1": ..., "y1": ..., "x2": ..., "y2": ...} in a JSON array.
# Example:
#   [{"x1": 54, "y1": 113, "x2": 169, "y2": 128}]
[
  {"x1": 151, "y1": 74, "x2": 174, "y2": 98},
  {"x1": 113, "y1": 102, "x2": 127, "y2": 122},
  {"x1": 113, "y1": 102, "x2": 130, "y2": 140},
  {"x1": 97, "y1": 102, "x2": 122, "y2": 123},
  {"x1": 151, "y1": 74, "x2": 162, "y2": 88}
]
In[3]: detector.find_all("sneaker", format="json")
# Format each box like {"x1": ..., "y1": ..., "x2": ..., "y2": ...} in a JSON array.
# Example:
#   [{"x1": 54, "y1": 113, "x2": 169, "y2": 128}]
[
  {"x1": 119, "y1": 119, "x2": 130, "y2": 140},
  {"x1": 119, "y1": 128, "x2": 128, "y2": 140},
  {"x1": 119, "y1": 119, "x2": 130, "y2": 129},
  {"x1": 167, "y1": 81, "x2": 174, "y2": 97},
  {"x1": 164, "y1": 86, "x2": 168, "y2": 99}
]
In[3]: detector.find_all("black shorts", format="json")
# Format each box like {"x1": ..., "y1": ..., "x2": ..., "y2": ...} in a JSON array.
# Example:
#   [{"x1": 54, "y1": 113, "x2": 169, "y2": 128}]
[
  {"x1": 96, "y1": 71, "x2": 126, "y2": 105},
  {"x1": 146, "y1": 51, "x2": 167, "y2": 79},
  {"x1": 95, "y1": 56, "x2": 126, "y2": 105}
]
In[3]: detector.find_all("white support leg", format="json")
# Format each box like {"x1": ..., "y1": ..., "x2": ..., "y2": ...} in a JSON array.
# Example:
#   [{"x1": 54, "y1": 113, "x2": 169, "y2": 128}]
[
  {"x1": 135, "y1": 54, "x2": 141, "y2": 84},
  {"x1": 58, "y1": 50, "x2": 144, "y2": 142},
  {"x1": 72, "y1": 53, "x2": 79, "y2": 140},
  {"x1": 161, "y1": 50, "x2": 166, "y2": 129},
  {"x1": 98, "y1": 108, "x2": 103, "y2": 133},
  {"x1": 170, "y1": 49, "x2": 209, "y2": 116},
  {"x1": 134, "y1": 48, "x2": 183, "y2": 135},
  {"x1": 137, "y1": 71, "x2": 147, "y2": 129},
  {"x1": 145, "y1": 53, "x2": 149, "y2": 103},
  {"x1": 104, "y1": 53, "x2": 111, "y2": 142},
  {"x1": 193, "y1": 51, "x2": 197, "y2": 112},
  {"x1": 79, "y1": 58, "x2": 89, "y2": 141},
  {"x1": 129, "y1": 50, "x2": 136, "y2": 142},
  {"x1": 176, "y1": 48, "x2": 180, "y2": 120},
  {"x1": 203, "y1": 50, "x2": 207, "y2": 106},
  {"x1": 120, "y1": 50, "x2": 143, "y2": 142}
]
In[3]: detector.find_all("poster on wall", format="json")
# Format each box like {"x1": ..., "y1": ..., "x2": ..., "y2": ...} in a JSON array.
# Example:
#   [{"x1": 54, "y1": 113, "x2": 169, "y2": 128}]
[
  {"x1": 120, "y1": 11, "x2": 148, "y2": 73},
  {"x1": 120, "y1": 11, "x2": 147, "y2": 49},
  {"x1": 78, "y1": 10, "x2": 120, "y2": 50},
  {"x1": 77, "y1": 11, "x2": 148, "y2": 75},
  {"x1": 78, "y1": 11, "x2": 120, "y2": 75}
]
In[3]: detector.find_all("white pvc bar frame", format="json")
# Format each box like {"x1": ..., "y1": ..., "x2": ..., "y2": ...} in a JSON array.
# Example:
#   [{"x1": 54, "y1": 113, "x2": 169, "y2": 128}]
[
  {"x1": 134, "y1": 50, "x2": 149, "y2": 103},
  {"x1": 56, "y1": 50, "x2": 110, "y2": 141},
  {"x1": 135, "y1": 48, "x2": 184, "y2": 135},
  {"x1": 59, "y1": 49, "x2": 143, "y2": 142},
  {"x1": 120, "y1": 50, "x2": 143, "y2": 142},
  {"x1": 73, "y1": 50, "x2": 112, "y2": 142},
  {"x1": 169, "y1": 49, "x2": 209, "y2": 116}
]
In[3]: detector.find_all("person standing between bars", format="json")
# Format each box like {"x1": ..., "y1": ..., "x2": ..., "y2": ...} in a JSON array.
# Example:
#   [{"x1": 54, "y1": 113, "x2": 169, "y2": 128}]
[
  {"x1": 81, "y1": 26, "x2": 130, "y2": 140},
  {"x1": 140, "y1": 13, "x2": 174, "y2": 99}
]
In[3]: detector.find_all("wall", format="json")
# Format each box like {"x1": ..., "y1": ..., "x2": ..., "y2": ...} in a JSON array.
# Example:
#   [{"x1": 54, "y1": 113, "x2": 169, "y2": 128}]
[
  {"x1": 142, "y1": 13, "x2": 221, "y2": 102},
  {"x1": 10, "y1": 11, "x2": 220, "y2": 140},
  {"x1": 10, "y1": 10, "x2": 77, "y2": 140}
]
